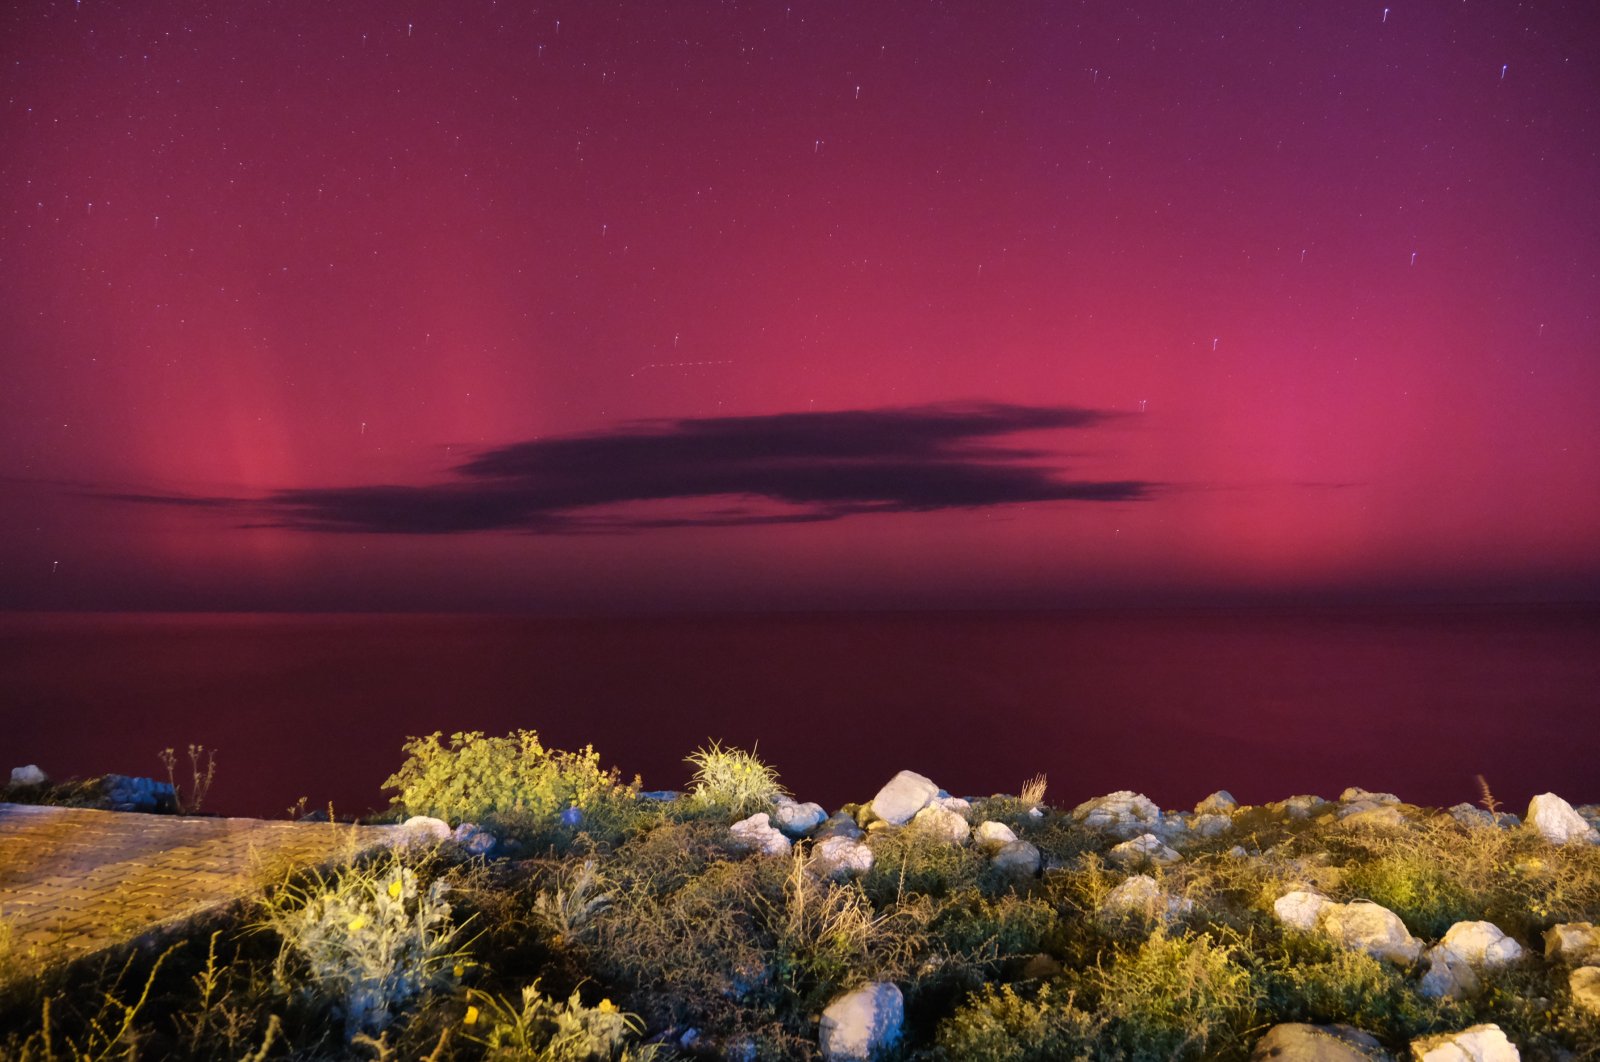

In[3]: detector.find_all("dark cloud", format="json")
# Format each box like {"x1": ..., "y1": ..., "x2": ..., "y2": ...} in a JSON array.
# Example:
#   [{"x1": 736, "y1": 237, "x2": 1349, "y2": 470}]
[{"x1": 109, "y1": 403, "x2": 1154, "y2": 534}]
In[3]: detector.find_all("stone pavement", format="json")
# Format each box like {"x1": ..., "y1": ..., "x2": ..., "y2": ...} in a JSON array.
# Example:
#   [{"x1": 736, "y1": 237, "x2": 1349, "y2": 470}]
[{"x1": 0, "y1": 803, "x2": 397, "y2": 964}]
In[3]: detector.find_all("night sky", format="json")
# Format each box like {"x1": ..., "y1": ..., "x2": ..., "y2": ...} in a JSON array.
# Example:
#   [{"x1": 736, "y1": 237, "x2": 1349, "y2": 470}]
[{"x1": 4, "y1": 1, "x2": 1598, "y2": 613}]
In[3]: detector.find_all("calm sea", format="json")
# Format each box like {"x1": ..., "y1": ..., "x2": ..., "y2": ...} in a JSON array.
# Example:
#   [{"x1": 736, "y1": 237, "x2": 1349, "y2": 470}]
[{"x1": 1, "y1": 608, "x2": 1596, "y2": 819}]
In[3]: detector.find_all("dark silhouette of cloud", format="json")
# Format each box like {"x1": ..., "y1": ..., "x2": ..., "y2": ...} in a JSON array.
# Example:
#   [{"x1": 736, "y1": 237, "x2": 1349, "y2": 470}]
[{"x1": 110, "y1": 403, "x2": 1155, "y2": 533}]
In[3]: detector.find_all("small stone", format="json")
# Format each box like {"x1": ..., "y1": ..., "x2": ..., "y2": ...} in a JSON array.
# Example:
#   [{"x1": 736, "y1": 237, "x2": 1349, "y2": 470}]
[
  {"x1": 1103, "y1": 874, "x2": 1193, "y2": 921},
  {"x1": 974, "y1": 820, "x2": 1018, "y2": 852},
  {"x1": 559, "y1": 806, "x2": 584, "y2": 828},
  {"x1": 1419, "y1": 947, "x2": 1482, "y2": 1001},
  {"x1": 810, "y1": 835, "x2": 874, "y2": 880},
  {"x1": 1193, "y1": 813, "x2": 1233, "y2": 838},
  {"x1": 397, "y1": 815, "x2": 453, "y2": 845},
  {"x1": 931, "y1": 794, "x2": 972, "y2": 817},
  {"x1": 9, "y1": 765, "x2": 46, "y2": 787},
  {"x1": 991, "y1": 839, "x2": 1041, "y2": 877},
  {"x1": 730, "y1": 812, "x2": 791, "y2": 856},
  {"x1": 638, "y1": 790, "x2": 681, "y2": 802},
  {"x1": 1250, "y1": 1022, "x2": 1393, "y2": 1061},
  {"x1": 773, "y1": 798, "x2": 828, "y2": 838},
  {"x1": 101, "y1": 774, "x2": 178, "y2": 813},
  {"x1": 1339, "y1": 787, "x2": 1400, "y2": 806},
  {"x1": 1274, "y1": 890, "x2": 1331, "y2": 932},
  {"x1": 1280, "y1": 794, "x2": 1329, "y2": 820},
  {"x1": 1108, "y1": 832, "x2": 1181, "y2": 867},
  {"x1": 1527, "y1": 793, "x2": 1600, "y2": 845},
  {"x1": 452, "y1": 822, "x2": 497, "y2": 856},
  {"x1": 814, "y1": 812, "x2": 866, "y2": 842},
  {"x1": 910, "y1": 804, "x2": 970, "y2": 844},
  {"x1": 1195, "y1": 790, "x2": 1239, "y2": 815},
  {"x1": 869, "y1": 771, "x2": 940, "y2": 826},
  {"x1": 1544, "y1": 923, "x2": 1600, "y2": 965},
  {"x1": 1408, "y1": 1023, "x2": 1519, "y2": 1062},
  {"x1": 1338, "y1": 806, "x2": 1409, "y2": 830},
  {"x1": 1570, "y1": 966, "x2": 1600, "y2": 1017},
  {"x1": 819, "y1": 982, "x2": 903, "y2": 1062}
]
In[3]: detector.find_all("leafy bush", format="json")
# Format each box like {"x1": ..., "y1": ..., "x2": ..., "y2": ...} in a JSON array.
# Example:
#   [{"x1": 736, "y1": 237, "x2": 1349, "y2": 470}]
[
  {"x1": 463, "y1": 981, "x2": 661, "y2": 1061},
  {"x1": 383, "y1": 729, "x2": 633, "y2": 828},
  {"x1": 932, "y1": 893, "x2": 1059, "y2": 973},
  {"x1": 935, "y1": 982, "x2": 1101, "y2": 1062},
  {"x1": 1260, "y1": 934, "x2": 1448, "y2": 1043},
  {"x1": 260, "y1": 854, "x2": 469, "y2": 1039},
  {"x1": 684, "y1": 741, "x2": 788, "y2": 816}
]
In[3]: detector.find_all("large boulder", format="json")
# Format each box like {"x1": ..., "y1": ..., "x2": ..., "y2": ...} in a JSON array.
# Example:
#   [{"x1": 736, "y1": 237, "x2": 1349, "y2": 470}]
[
  {"x1": 1192, "y1": 813, "x2": 1234, "y2": 838},
  {"x1": 9, "y1": 765, "x2": 47, "y2": 787},
  {"x1": 1407, "y1": 1023, "x2": 1519, "y2": 1061},
  {"x1": 869, "y1": 771, "x2": 940, "y2": 826},
  {"x1": 1250, "y1": 1023, "x2": 1393, "y2": 1061},
  {"x1": 1570, "y1": 966, "x2": 1600, "y2": 1017},
  {"x1": 810, "y1": 835, "x2": 874, "y2": 881},
  {"x1": 1419, "y1": 919, "x2": 1522, "y2": 1002},
  {"x1": 819, "y1": 982, "x2": 903, "y2": 1062},
  {"x1": 1543, "y1": 922, "x2": 1600, "y2": 965},
  {"x1": 730, "y1": 812, "x2": 791, "y2": 856},
  {"x1": 773, "y1": 798, "x2": 828, "y2": 839},
  {"x1": 1072, "y1": 790, "x2": 1162, "y2": 839},
  {"x1": 1321, "y1": 901, "x2": 1423, "y2": 966},
  {"x1": 1527, "y1": 793, "x2": 1600, "y2": 845},
  {"x1": 1108, "y1": 832, "x2": 1181, "y2": 867},
  {"x1": 910, "y1": 804, "x2": 970, "y2": 845}
]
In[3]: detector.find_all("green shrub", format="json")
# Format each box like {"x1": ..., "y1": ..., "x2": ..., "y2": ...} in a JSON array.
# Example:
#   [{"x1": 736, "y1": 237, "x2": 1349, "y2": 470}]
[
  {"x1": 935, "y1": 982, "x2": 1101, "y2": 1062},
  {"x1": 932, "y1": 894, "x2": 1059, "y2": 972},
  {"x1": 463, "y1": 981, "x2": 661, "y2": 1061},
  {"x1": 1259, "y1": 935, "x2": 1448, "y2": 1043},
  {"x1": 861, "y1": 829, "x2": 986, "y2": 906},
  {"x1": 383, "y1": 729, "x2": 632, "y2": 828},
  {"x1": 1341, "y1": 851, "x2": 1474, "y2": 939},
  {"x1": 684, "y1": 741, "x2": 787, "y2": 816},
  {"x1": 1085, "y1": 927, "x2": 1261, "y2": 1061},
  {"x1": 260, "y1": 854, "x2": 469, "y2": 1039}
]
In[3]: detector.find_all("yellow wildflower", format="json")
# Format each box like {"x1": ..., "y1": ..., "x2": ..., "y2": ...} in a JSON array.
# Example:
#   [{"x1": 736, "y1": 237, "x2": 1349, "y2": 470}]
[
  {"x1": 598, "y1": 998, "x2": 617, "y2": 1014},
  {"x1": 464, "y1": 1004, "x2": 480, "y2": 1025},
  {"x1": 388, "y1": 879, "x2": 404, "y2": 899},
  {"x1": 347, "y1": 915, "x2": 368, "y2": 932}
]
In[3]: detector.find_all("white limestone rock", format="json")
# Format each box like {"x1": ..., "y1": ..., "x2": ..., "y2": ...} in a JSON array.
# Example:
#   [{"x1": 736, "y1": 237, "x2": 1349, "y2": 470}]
[
  {"x1": 910, "y1": 804, "x2": 971, "y2": 844},
  {"x1": 869, "y1": 771, "x2": 940, "y2": 826},
  {"x1": 1103, "y1": 874, "x2": 1194, "y2": 922},
  {"x1": 396, "y1": 815, "x2": 453, "y2": 845},
  {"x1": 1196, "y1": 790, "x2": 1239, "y2": 815},
  {"x1": 1543, "y1": 922, "x2": 1600, "y2": 965},
  {"x1": 9, "y1": 765, "x2": 46, "y2": 787},
  {"x1": 1072, "y1": 790, "x2": 1162, "y2": 838},
  {"x1": 1279, "y1": 794, "x2": 1330, "y2": 820},
  {"x1": 1435, "y1": 921, "x2": 1523, "y2": 969},
  {"x1": 1274, "y1": 890, "x2": 1331, "y2": 932},
  {"x1": 931, "y1": 793, "x2": 972, "y2": 818},
  {"x1": 1570, "y1": 966, "x2": 1600, "y2": 1017},
  {"x1": 1193, "y1": 813, "x2": 1233, "y2": 838},
  {"x1": 1526, "y1": 793, "x2": 1600, "y2": 845},
  {"x1": 1321, "y1": 900, "x2": 1423, "y2": 966},
  {"x1": 1407, "y1": 1023, "x2": 1520, "y2": 1061},
  {"x1": 773, "y1": 798, "x2": 828, "y2": 838},
  {"x1": 1249, "y1": 1023, "x2": 1393, "y2": 1061},
  {"x1": 730, "y1": 812, "x2": 792, "y2": 856},
  {"x1": 819, "y1": 982, "x2": 903, "y2": 1062},
  {"x1": 1419, "y1": 948, "x2": 1482, "y2": 1001},
  {"x1": 973, "y1": 820, "x2": 1018, "y2": 852},
  {"x1": 1108, "y1": 832, "x2": 1181, "y2": 867},
  {"x1": 991, "y1": 839, "x2": 1042, "y2": 877},
  {"x1": 815, "y1": 812, "x2": 866, "y2": 842},
  {"x1": 810, "y1": 835, "x2": 874, "y2": 881},
  {"x1": 1339, "y1": 787, "x2": 1400, "y2": 807}
]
